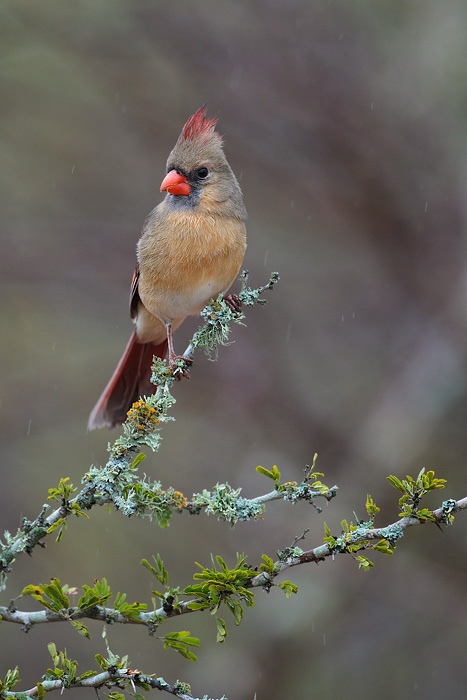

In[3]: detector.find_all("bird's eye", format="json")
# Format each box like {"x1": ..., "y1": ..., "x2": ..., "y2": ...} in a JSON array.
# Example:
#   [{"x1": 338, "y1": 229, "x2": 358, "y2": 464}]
[{"x1": 196, "y1": 167, "x2": 209, "y2": 179}]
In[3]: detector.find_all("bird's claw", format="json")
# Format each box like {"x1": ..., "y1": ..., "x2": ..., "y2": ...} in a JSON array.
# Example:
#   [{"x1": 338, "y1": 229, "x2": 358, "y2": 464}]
[
  {"x1": 223, "y1": 293, "x2": 242, "y2": 314},
  {"x1": 169, "y1": 355, "x2": 193, "y2": 380}
]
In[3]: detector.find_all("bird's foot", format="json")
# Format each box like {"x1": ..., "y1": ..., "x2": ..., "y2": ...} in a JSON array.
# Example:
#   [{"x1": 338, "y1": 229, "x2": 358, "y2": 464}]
[
  {"x1": 169, "y1": 355, "x2": 193, "y2": 380},
  {"x1": 223, "y1": 293, "x2": 242, "y2": 314}
]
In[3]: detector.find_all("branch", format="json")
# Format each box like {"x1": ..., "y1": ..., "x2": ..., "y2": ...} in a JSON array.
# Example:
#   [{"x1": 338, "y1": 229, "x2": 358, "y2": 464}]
[
  {"x1": 2, "y1": 496, "x2": 465, "y2": 635},
  {"x1": 0, "y1": 273, "x2": 280, "y2": 590},
  {"x1": 0, "y1": 668, "x2": 223, "y2": 700},
  {"x1": 0, "y1": 597, "x2": 198, "y2": 633},
  {"x1": 251, "y1": 495, "x2": 467, "y2": 585}
]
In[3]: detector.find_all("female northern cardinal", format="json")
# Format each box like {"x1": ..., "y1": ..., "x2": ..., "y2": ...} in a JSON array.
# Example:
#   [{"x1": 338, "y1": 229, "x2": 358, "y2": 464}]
[{"x1": 88, "y1": 107, "x2": 247, "y2": 429}]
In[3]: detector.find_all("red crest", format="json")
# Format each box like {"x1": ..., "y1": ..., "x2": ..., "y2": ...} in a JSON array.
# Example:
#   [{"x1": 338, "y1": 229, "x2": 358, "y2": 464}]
[{"x1": 181, "y1": 107, "x2": 219, "y2": 142}]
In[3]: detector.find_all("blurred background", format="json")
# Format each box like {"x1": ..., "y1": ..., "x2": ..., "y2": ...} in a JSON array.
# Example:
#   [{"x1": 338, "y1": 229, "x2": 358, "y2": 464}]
[{"x1": 1, "y1": 0, "x2": 467, "y2": 698}]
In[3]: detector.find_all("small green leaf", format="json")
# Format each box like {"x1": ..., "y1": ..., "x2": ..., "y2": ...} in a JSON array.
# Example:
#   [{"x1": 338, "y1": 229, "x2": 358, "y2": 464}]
[
  {"x1": 215, "y1": 555, "x2": 229, "y2": 573},
  {"x1": 176, "y1": 649, "x2": 197, "y2": 662},
  {"x1": 386, "y1": 475, "x2": 406, "y2": 493},
  {"x1": 162, "y1": 631, "x2": 199, "y2": 661},
  {"x1": 76, "y1": 670, "x2": 95, "y2": 681},
  {"x1": 0, "y1": 667, "x2": 21, "y2": 693},
  {"x1": 260, "y1": 554, "x2": 274, "y2": 574},
  {"x1": 365, "y1": 494, "x2": 380, "y2": 519},
  {"x1": 21, "y1": 584, "x2": 40, "y2": 597},
  {"x1": 216, "y1": 616, "x2": 228, "y2": 643},
  {"x1": 141, "y1": 558, "x2": 158, "y2": 578},
  {"x1": 373, "y1": 540, "x2": 394, "y2": 555},
  {"x1": 355, "y1": 555, "x2": 374, "y2": 571},
  {"x1": 70, "y1": 620, "x2": 91, "y2": 638},
  {"x1": 46, "y1": 518, "x2": 65, "y2": 534},
  {"x1": 36, "y1": 682, "x2": 46, "y2": 699},
  {"x1": 94, "y1": 654, "x2": 108, "y2": 670},
  {"x1": 415, "y1": 508, "x2": 436, "y2": 521},
  {"x1": 256, "y1": 466, "x2": 274, "y2": 478},
  {"x1": 132, "y1": 453, "x2": 147, "y2": 469},
  {"x1": 278, "y1": 580, "x2": 298, "y2": 598},
  {"x1": 227, "y1": 599, "x2": 244, "y2": 625},
  {"x1": 256, "y1": 465, "x2": 281, "y2": 485}
]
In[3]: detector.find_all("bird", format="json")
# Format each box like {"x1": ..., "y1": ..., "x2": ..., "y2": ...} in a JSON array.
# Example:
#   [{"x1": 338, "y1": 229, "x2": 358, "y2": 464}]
[{"x1": 88, "y1": 107, "x2": 247, "y2": 429}]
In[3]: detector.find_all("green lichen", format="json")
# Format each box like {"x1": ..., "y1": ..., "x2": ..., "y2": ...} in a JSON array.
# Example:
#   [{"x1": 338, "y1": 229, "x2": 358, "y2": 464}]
[{"x1": 191, "y1": 484, "x2": 265, "y2": 527}]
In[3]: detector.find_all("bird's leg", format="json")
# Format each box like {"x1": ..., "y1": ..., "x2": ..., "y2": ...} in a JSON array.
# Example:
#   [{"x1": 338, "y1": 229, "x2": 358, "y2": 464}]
[
  {"x1": 223, "y1": 293, "x2": 243, "y2": 314},
  {"x1": 166, "y1": 323, "x2": 192, "y2": 379}
]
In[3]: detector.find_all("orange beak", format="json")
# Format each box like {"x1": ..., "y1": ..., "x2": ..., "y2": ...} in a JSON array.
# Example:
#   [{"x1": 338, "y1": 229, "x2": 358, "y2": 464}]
[{"x1": 160, "y1": 169, "x2": 191, "y2": 196}]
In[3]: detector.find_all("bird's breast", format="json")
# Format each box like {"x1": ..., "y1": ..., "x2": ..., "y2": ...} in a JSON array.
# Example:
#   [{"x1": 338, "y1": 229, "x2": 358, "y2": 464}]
[{"x1": 137, "y1": 209, "x2": 246, "y2": 324}]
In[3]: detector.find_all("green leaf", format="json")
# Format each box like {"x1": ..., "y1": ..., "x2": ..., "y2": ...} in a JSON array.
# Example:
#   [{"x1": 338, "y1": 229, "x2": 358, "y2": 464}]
[
  {"x1": 132, "y1": 453, "x2": 147, "y2": 469},
  {"x1": 162, "y1": 631, "x2": 199, "y2": 662},
  {"x1": 256, "y1": 464, "x2": 281, "y2": 486},
  {"x1": 365, "y1": 494, "x2": 380, "y2": 519},
  {"x1": 71, "y1": 620, "x2": 91, "y2": 638},
  {"x1": 216, "y1": 616, "x2": 228, "y2": 643},
  {"x1": 76, "y1": 670, "x2": 96, "y2": 681},
  {"x1": 42, "y1": 578, "x2": 70, "y2": 610},
  {"x1": 36, "y1": 682, "x2": 46, "y2": 699},
  {"x1": 176, "y1": 648, "x2": 197, "y2": 662},
  {"x1": 226, "y1": 599, "x2": 244, "y2": 625},
  {"x1": 78, "y1": 578, "x2": 111, "y2": 611},
  {"x1": 48, "y1": 478, "x2": 75, "y2": 502},
  {"x1": 164, "y1": 631, "x2": 199, "y2": 647},
  {"x1": 94, "y1": 654, "x2": 108, "y2": 670},
  {"x1": 416, "y1": 467, "x2": 426, "y2": 483},
  {"x1": 323, "y1": 521, "x2": 336, "y2": 547},
  {"x1": 1, "y1": 668, "x2": 21, "y2": 692},
  {"x1": 278, "y1": 580, "x2": 298, "y2": 598},
  {"x1": 355, "y1": 555, "x2": 374, "y2": 571},
  {"x1": 156, "y1": 554, "x2": 169, "y2": 585},
  {"x1": 46, "y1": 518, "x2": 65, "y2": 534},
  {"x1": 414, "y1": 508, "x2": 436, "y2": 521},
  {"x1": 373, "y1": 540, "x2": 394, "y2": 555},
  {"x1": 386, "y1": 475, "x2": 406, "y2": 493},
  {"x1": 215, "y1": 555, "x2": 229, "y2": 573},
  {"x1": 260, "y1": 554, "x2": 274, "y2": 574},
  {"x1": 141, "y1": 558, "x2": 159, "y2": 578},
  {"x1": 256, "y1": 466, "x2": 274, "y2": 479},
  {"x1": 21, "y1": 584, "x2": 40, "y2": 597}
]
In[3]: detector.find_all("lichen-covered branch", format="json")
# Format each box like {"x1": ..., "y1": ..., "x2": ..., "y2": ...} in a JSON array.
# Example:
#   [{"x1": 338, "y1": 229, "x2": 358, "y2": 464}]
[
  {"x1": 0, "y1": 273, "x2": 279, "y2": 590},
  {"x1": 0, "y1": 646, "x2": 225, "y2": 700},
  {"x1": 251, "y1": 494, "x2": 467, "y2": 585},
  {"x1": 0, "y1": 670, "x2": 204, "y2": 700},
  {"x1": 1, "y1": 494, "x2": 465, "y2": 640}
]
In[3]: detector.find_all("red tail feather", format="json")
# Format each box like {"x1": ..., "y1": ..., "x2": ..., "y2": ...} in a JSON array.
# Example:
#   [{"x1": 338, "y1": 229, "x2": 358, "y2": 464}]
[{"x1": 88, "y1": 331, "x2": 168, "y2": 430}]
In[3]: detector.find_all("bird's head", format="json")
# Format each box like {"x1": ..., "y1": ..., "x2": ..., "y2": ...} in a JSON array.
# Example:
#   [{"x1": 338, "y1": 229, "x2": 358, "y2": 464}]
[{"x1": 160, "y1": 107, "x2": 246, "y2": 219}]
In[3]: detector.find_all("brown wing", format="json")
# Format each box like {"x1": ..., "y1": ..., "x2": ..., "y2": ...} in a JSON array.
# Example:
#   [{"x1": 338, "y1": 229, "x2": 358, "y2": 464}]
[{"x1": 130, "y1": 264, "x2": 140, "y2": 319}]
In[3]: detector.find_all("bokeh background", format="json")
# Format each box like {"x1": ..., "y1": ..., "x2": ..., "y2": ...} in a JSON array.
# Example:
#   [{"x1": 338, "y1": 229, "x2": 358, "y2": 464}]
[{"x1": 1, "y1": 1, "x2": 467, "y2": 698}]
